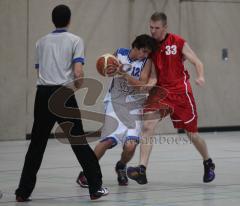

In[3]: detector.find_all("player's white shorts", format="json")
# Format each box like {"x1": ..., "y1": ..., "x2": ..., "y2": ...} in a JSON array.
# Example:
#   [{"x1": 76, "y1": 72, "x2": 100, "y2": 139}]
[{"x1": 100, "y1": 100, "x2": 143, "y2": 148}]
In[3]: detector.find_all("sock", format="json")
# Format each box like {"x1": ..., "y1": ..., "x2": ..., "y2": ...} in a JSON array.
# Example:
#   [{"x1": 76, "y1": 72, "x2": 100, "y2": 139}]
[
  {"x1": 116, "y1": 161, "x2": 126, "y2": 170},
  {"x1": 204, "y1": 158, "x2": 212, "y2": 164},
  {"x1": 139, "y1": 165, "x2": 146, "y2": 171}
]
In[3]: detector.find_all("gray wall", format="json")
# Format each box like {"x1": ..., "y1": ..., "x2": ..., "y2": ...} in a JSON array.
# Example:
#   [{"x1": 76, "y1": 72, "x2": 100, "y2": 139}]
[
  {"x1": 0, "y1": 0, "x2": 240, "y2": 140},
  {"x1": 180, "y1": 0, "x2": 240, "y2": 127},
  {"x1": 0, "y1": 0, "x2": 28, "y2": 140}
]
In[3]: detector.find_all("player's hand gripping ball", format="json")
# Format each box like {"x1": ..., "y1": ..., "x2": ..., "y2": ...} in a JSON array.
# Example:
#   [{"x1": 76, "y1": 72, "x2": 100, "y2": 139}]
[{"x1": 96, "y1": 53, "x2": 120, "y2": 76}]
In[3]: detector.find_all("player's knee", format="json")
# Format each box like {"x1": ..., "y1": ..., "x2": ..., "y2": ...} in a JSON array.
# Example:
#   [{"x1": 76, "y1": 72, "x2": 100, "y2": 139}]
[
  {"x1": 142, "y1": 122, "x2": 154, "y2": 134},
  {"x1": 186, "y1": 131, "x2": 199, "y2": 141},
  {"x1": 105, "y1": 139, "x2": 113, "y2": 146},
  {"x1": 124, "y1": 141, "x2": 137, "y2": 152}
]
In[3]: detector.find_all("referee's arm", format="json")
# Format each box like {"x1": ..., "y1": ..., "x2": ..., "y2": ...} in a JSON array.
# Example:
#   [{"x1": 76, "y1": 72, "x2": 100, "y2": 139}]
[{"x1": 73, "y1": 62, "x2": 84, "y2": 89}]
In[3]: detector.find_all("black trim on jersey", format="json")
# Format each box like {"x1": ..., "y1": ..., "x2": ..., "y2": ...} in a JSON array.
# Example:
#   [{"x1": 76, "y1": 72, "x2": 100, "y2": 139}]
[
  {"x1": 115, "y1": 48, "x2": 119, "y2": 56},
  {"x1": 109, "y1": 78, "x2": 115, "y2": 92},
  {"x1": 140, "y1": 58, "x2": 148, "y2": 72},
  {"x1": 127, "y1": 49, "x2": 134, "y2": 63},
  {"x1": 158, "y1": 33, "x2": 169, "y2": 45}
]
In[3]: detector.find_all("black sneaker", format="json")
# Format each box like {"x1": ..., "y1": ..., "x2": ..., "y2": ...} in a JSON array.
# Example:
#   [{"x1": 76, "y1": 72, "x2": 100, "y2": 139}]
[
  {"x1": 203, "y1": 158, "x2": 215, "y2": 183},
  {"x1": 115, "y1": 161, "x2": 128, "y2": 186},
  {"x1": 16, "y1": 196, "x2": 31, "y2": 202},
  {"x1": 127, "y1": 165, "x2": 148, "y2": 184},
  {"x1": 90, "y1": 187, "x2": 109, "y2": 200},
  {"x1": 76, "y1": 171, "x2": 89, "y2": 188}
]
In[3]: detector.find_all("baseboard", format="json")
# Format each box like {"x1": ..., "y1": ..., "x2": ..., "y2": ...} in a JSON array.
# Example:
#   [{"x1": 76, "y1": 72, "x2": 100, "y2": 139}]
[
  {"x1": 178, "y1": 125, "x2": 240, "y2": 133},
  {"x1": 26, "y1": 126, "x2": 240, "y2": 139},
  {"x1": 26, "y1": 131, "x2": 101, "y2": 140}
]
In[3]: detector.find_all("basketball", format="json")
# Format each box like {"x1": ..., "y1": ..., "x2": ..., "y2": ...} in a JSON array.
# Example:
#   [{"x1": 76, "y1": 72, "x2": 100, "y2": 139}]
[{"x1": 96, "y1": 53, "x2": 119, "y2": 76}]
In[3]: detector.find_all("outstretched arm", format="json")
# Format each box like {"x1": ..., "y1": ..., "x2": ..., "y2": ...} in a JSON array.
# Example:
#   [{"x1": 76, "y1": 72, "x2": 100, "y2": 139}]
[{"x1": 182, "y1": 42, "x2": 205, "y2": 86}]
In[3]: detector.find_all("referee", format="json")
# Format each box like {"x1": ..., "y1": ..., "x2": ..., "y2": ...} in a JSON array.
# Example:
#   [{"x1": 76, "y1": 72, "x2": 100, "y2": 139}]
[{"x1": 15, "y1": 4, "x2": 108, "y2": 201}]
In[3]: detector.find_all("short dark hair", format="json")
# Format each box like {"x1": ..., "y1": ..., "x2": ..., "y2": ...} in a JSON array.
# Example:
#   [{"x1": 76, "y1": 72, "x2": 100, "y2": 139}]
[
  {"x1": 150, "y1": 12, "x2": 167, "y2": 26},
  {"x1": 131, "y1": 34, "x2": 157, "y2": 52},
  {"x1": 52, "y1": 5, "x2": 71, "y2": 28}
]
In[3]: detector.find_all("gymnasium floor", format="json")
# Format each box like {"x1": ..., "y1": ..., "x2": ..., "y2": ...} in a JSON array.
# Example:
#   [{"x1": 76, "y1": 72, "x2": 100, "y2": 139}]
[{"x1": 0, "y1": 132, "x2": 240, "y2": 206}]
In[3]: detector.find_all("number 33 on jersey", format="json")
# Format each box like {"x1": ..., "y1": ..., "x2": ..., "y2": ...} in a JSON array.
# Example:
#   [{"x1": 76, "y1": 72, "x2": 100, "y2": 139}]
[{"x1": 165, "y1": 45, "x2": 177, "y2": 55}]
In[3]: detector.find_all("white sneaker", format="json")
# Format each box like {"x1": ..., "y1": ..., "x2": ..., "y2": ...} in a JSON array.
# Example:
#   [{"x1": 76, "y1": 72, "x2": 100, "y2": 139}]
[{"x1": 90, "y1": 187, "x2": 109, "y2": 200}]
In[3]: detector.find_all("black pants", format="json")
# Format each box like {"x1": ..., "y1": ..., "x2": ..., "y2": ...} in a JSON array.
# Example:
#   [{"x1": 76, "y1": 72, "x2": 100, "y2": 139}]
[{"x1": 15, "y1": 86, "x2": 102, "y2": 197}]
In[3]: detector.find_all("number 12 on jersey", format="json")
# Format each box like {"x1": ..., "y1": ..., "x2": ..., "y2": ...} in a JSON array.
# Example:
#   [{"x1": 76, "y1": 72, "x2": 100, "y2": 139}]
[{"x1": 131, "y1": 67, "x2": 141, "y2": 77}]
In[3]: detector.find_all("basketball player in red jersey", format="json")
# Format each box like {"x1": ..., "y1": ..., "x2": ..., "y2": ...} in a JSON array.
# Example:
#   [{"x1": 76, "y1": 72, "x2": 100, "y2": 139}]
[{"x1": 127, "y1": 12, "x2": 215, "y2": 184}]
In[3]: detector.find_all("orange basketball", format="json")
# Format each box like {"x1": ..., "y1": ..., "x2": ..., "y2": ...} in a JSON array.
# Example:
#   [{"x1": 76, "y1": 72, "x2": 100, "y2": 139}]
[{"x1": 96, "y1": 53, "x2": 119, "y2": 76}]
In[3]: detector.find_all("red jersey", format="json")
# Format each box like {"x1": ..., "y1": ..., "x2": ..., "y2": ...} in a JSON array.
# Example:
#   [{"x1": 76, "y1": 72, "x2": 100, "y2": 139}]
[{"x1": 151, "y1": 33, "x2": 189, "y2": 93}]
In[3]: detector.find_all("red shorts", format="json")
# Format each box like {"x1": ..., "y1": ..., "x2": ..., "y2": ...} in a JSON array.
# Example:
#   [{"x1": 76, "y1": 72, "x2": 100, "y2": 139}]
[{"x1": 144, "y1": 85, "x2": 198, "y2": 133}]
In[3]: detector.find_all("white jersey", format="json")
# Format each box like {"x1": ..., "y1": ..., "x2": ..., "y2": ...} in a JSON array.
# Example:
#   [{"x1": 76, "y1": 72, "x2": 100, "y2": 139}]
[
  {"x1": 104, "y1": 48, "x2": 147, "y2": 104},
  {"x1": 100, "y1": 48, "x2": 148, "y2": 144},
  {"x1": 35, "y1": 28, "x2": 85, "y2": 85}
]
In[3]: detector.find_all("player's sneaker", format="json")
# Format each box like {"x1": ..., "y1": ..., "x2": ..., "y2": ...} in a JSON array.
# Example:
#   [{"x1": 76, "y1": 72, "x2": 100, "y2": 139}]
[
  {"x1": 203, "y1": 158, "x2": 215, "y2": 183},
  {"x1": 90, "y1": 187, "x2": 109, "y2": 200},
  {"x1": 76, "y1": 171, "x2": 89, "y2": 188},
  {"x1": 16, "y1": 195, "x2": 31, "y2": 202},
  {"x1": 127, "y1": 165, "x2": 148, "y2": 184},
  {"x1": 115, "y1": 161, "x2": 128, "y2": 186}
]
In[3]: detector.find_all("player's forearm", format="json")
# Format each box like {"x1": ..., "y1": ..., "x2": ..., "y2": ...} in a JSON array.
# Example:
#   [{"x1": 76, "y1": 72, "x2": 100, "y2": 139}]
[
  {"x1": 183, "y1": 43, "x2": 204, "y2": 78},
  {"x1": 141, "y1": 64, "x2": 157, "y2": 91},
  {"x1": 123, "y1": 74, "x2": 147, "y2": 90},
  {"x1": 146, "y1": 77, "x2": 157, "y2": 88},
  {"x1": 195, "y1": 60, "x2": 204, "y2": 78},
  {"x1": 146, "y1": 68, "x2": 157, "y2": 87}
]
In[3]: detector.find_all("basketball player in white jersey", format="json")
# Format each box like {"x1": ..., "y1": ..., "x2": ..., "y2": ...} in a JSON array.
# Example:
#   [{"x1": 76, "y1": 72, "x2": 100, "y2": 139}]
[{"x1": 76, "y1": 34, "x2": 157, "y2": 187}]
